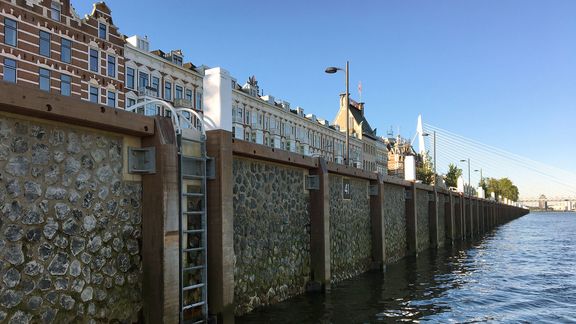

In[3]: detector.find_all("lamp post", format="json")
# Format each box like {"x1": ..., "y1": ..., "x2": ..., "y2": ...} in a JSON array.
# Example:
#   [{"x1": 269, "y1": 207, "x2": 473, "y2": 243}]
[
  {"x1": 474, "y1": 168, "x2": 483, "y2": 186},
  {"x1": 460, "y1": 158, "x2": 471, "y2": 195},
  {"x1": 325, "y1": 61, "x2": 349, "y2": 166},
  {"x1": 422, "y1": 131, "x2": 436, "y2": 186}
]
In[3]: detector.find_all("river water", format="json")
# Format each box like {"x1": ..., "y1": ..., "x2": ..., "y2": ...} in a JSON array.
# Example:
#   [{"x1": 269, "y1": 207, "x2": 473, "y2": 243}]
[{"x1": 237, "y1": 212, "x2": 576, "y2": 323}]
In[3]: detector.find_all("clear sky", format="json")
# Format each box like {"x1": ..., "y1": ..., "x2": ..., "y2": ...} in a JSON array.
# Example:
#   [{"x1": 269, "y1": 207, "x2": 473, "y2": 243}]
[{"x1": 76, "y1": 0, "x2": 575, "y2": 193}]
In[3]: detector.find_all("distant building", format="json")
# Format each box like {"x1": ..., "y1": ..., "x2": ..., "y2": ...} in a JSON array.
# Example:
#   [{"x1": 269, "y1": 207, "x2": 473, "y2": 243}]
[
  {"x1": 538, "y1": 194, "x2": 548, "y2": 210},
  {"x1": 0, "y1": 0, "x2": 125, "y2": 107},
  {"x1": 385, "y1": 135, "x2": 416, "y2": 178}
]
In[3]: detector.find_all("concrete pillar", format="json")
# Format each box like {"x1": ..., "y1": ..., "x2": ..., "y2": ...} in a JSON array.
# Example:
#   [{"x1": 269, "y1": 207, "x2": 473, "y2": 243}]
[
  {"x1": 309, "y1": 158, "x2": 331, "y2": 290},
  {"x1": 370, "y1": 176, "x2": 386, "y2": 270},
  {"x1": 141, "y1": 118, "x2": 180, "y2": 324},
  {"x1": 465, "y1": 197, "x2": 473, "y2": 239},
  {"x1": 454, "y1": 196, "x2": 462, "y2": 241},
  {"x1": 428, "y1": 190, "x2": 439, "y2": 248},
  {"x1": 405, "y1": 183, "x2": 418, "y2": 255},
  {"x1": 206, "y1": 130, "x2": 235, "y2": 323}
]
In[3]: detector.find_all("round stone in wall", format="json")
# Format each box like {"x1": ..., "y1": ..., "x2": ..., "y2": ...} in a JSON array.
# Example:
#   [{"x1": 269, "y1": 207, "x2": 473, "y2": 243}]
[
  {"x1": 2, "y1": 268, "x2": 21, "y2": 288},
  {"x1": 47, "y1": 252, "x2": 70, "y2": 276}
]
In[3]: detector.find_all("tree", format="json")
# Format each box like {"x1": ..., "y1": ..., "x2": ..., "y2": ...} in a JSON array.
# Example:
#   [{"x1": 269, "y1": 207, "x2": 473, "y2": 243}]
[
  {"x1": 485, "y1": 177, "x2": 519, "y2": 201},
  {"x1": 416, "y1": 153, "x2": 434, "y2": 185},
  {"x1": 445, "y1": 163, "x2": 462, "y2": 188}
]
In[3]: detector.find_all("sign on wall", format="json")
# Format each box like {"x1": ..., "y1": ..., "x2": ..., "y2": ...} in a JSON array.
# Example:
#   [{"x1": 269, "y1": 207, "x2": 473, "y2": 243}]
[{"x1": 343, "y1": 178, "x2": 351, "y2": 200}]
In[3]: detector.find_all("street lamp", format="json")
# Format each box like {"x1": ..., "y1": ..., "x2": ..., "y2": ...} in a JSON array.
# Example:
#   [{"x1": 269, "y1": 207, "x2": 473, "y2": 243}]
[
  {"x1": 421, "y1": 131, "x2": 436, "y2": 186},
  {"x1": 474, "y1": 168, "x2": 483, "y2": 186},
  {"x1": 325, "y1": 61, "x2": 349, "y2": 166},
  {"x1": 460, "y1": 158, "x2": 471, "y2": 195}
]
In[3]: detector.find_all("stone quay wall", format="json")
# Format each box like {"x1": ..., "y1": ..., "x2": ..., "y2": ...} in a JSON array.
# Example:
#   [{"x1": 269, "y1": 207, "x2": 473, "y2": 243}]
[
  {"x1": 328, "y1": 175, "x2": 371, "y2": 284},
  {"x1": 0, "y1": 113, "x2": 142, "y2": 323},
  {"x1": 232, "y1": 157, "x2": 310, "y2": 315},
  {"x1": 382, "y1": 183, "x2": 407, "y2": 264}
]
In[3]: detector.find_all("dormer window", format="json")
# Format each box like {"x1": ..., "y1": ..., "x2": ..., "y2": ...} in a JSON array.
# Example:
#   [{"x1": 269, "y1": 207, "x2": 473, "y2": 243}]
[
  {"x1": 172, "y1": 55, "x2": 183, "y2": 66},
  {"x1": 51, "y1": 2, "x2": 61, "y2": 22},
  {"x1": 98, "y1": 22, "x2": 107, "y2": 40}
]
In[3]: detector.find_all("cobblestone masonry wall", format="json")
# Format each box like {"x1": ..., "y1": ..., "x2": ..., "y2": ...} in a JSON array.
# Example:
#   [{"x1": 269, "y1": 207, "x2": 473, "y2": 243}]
[
  {"x1": 416, "y1": 189, "x2": 430, "y2": 253},
  {"x1": 437, "y1": 194, "x2": 446, "y2": 247},
  {"x1": 232, "y1": 157, "x2": 310, "y2": 315},
  {"x1": 383, "y1": 183, "x2": 406, "y2": 263},
  {"x1": 328, "y1": 175, "x2": 371, "y2": 284},
  {"x1": 0, "y1": 115, "x2": 142, "y2": 323}
]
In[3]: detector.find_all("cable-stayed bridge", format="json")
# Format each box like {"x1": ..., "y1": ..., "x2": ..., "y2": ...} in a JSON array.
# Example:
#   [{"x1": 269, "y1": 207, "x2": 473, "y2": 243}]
[{"x1": 416, "y1": 118, "x2": 576, "y2": 201}]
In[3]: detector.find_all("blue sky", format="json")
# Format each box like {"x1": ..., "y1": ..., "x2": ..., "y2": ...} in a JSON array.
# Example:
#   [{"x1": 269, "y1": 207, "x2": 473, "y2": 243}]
[{"x1": 77, "y1": 0, "x2": 575, "y2": 176}]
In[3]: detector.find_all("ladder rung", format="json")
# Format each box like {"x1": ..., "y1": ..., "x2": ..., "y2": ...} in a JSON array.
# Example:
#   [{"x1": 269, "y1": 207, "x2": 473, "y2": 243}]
[
  {"x1": 184, "y1": 211, "x2": 205, "y2": 215},
  {"x1": 183, "y1": 283, "x2": 205, "y2": 291},
  {"x1": 182, "y1": 301, "x2": 206, "y2": 310},
  {"x1": 183, "y1": 175, "x2": 205, "y2": 180},
  {"x1": 184, "y1": 229, "x2": 204, "y2": 234},
  {"x1": 183, "y1": 265, "x2": 204, "y2": 271},
  {"x1": 183, "y1": 247, "x2": 205, "y2": 252},
  {"x1": 183, "y1": 192, "x2": 204, "y2": 197}
]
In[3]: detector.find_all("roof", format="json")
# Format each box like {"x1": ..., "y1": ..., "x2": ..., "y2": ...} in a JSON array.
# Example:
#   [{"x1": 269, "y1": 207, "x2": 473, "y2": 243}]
[{"x1": 349, "y1": 102, "x2": 377, "y2": 139}]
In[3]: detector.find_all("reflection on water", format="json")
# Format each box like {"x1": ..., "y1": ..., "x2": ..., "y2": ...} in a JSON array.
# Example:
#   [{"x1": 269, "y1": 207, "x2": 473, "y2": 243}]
[{"x1": 237, "y1": 212, "x2": 576, "y2": 323}]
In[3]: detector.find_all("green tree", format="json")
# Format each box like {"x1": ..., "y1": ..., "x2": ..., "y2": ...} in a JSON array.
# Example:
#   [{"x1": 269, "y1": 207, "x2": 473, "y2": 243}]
[
  {"x1": 485, "y1": 177, "x2": 519, "y2": 201},
  {"x1": 416, "y1": 153, "x2": 434, "y2": 185},
  {"x1": 445, "y1": 163, "x2": 462, "y2": 188}
]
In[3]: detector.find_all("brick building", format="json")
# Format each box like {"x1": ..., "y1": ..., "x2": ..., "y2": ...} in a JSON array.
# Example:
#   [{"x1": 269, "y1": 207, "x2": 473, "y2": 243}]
[{"x1": 0, "y1": 0, "x2": 125, "y2": 107}]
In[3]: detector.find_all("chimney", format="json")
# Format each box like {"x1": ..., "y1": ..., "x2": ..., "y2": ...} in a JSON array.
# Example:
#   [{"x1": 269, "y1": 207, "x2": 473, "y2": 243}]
[{"x1": 358, "y1": 102, "x2": 365, "y2": 116}]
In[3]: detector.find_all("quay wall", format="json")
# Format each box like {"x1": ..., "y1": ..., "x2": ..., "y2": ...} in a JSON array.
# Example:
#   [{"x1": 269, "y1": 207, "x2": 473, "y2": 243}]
[{"x1": 0, "y1": 83, "x2": 530, "y2": 323}]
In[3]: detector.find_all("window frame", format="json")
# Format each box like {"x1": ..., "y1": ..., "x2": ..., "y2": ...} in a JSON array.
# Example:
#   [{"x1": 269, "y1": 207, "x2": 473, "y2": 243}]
[
  {"x1": 39, "y1": 30, "x2": 51, "y2": 57},
  {"x1": 164, "y1": 80, "x2": 172, "y2": 101},
  {"x1": 61, "y1": 38, "x2": 72, "y2": 63},
  {"x1": 139, "y1": 71, "x2": 149, "y2": 90},
  {"x1": 126, "y1": 67, "x2": 135, "y2": 89},
  {"x1": 89, "y1": 85, "x2": 99, "y2": 103},
  {"x1": 98, "y1": 22, "x2": 107, "y2": 40},
  {"x1": 89, "y1": 48, "x2": 99, "y2": 73},
  {"x1": 3, "y1": 58, "x2": 17, "y2": 83},
  {"x1": 195, "y1": 92, "x2": 203, "y2": 110},
  {"x1": 51, "y1": 1, "x2": 61, "y2": 22},
  {"x1": 107, "y1": 90, "x2": 116, "y2": 108},
  {"x1": 39, "y1": 68, "x2": 51, "y2": 92},
  {"x1": 60, "y1": 74, "x2": 71, "y2": 96},
  {"x1": 107, "y1": 54, "x2": 116, "y2": 78},
  {"x1": 151, "y1": 76, "x2": 160, "y2": 96},
  {"x1": 185, "y1": 89, "x2": 193, "y2": 101},
  {"x1": 4, "y1": 18, "x2": 17, "y2": 47},
  {"x1": 175, "y1": 85, "x2": 183, "y2": 100}
]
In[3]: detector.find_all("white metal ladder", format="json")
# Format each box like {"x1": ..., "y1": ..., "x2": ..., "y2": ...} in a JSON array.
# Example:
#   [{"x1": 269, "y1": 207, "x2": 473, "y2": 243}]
[{"x1": 179, "y1": 129, "x2": 208, "y2": 324}]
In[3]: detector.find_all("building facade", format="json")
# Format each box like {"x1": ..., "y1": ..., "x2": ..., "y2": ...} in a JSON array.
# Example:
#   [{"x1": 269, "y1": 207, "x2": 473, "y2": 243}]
[
  {"x1": 0, "y1": 0, "x2": 125, "y2": 107},
  {"x1": 124, "y1": 35, "x2": 204, "y2": 126}
]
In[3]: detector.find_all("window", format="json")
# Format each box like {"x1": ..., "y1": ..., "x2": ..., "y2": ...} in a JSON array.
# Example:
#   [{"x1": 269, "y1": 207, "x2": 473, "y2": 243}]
[
  {"x1": 89, "y1": 49, "x2": 98, "y2": 72},
  {"x1": 107, "y1": 91, "x2": 116, "y2": 107},
  {"x1": 107, "y1": 54, "x2": 116, "y2": 77},
  {"x1": 127, "y1": 98, "x2": 136, "y2": 108},
  {"x1": 185, "y1": 89, "x2": 193, "y2": 101},
  {"x1": 3, "y1": 58, "x2": 16, "y2": 83},
  {"x1": 151, "y1": 76, "x2": 159, "y2": 96},
  {"x1": 195, "y1": 92, "x2": 203, "y2": 110},
  {"x1": 61, "y1": 38, "x2": 71, "y2": 63},
  {"x1": 60, "y1": 74, "x2": 71, "y2": 96},
  {"x1": 98, "y1": 23, "x2": 107, "y2": 39},
  {"x1": 175, "y1": 85, "x2": 183, "y2": 99},
  {"x1": 39, "y1": 31, "x2": 51, "y2": 57},
  {"x1": 4, "y1": 18, "x2": 17, "y2": 47},
  {"x1": 89, "y1": 86, "x2": 99, "y2": 103},
  {"x1": 39, "y1": 68, "x2": 50, "y2": 92},
  {"x1": 164, "y1": 81, "x2": 172, "y2": 101},
  {"x1": 138, "y1": 72, "x2": 149, "y2": 90},
  {"x1": 126, "y1": 67, "x2": 135, "y2": 89},
  {"x1": 51, "y1": 1, "x2": 61, "y2": 21},
  {"x1": 172, "y1": 55, "x2": 182, "y2": 66}
]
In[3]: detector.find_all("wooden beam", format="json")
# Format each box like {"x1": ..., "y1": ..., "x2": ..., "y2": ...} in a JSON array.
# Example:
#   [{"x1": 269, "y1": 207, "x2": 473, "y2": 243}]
[{"x1": 0, "y1": 82, "x2": 154, "y2": 136}]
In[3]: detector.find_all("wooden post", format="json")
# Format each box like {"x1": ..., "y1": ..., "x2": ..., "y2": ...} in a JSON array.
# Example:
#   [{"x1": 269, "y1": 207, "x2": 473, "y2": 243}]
[
  {"x1": 206, "y1": 130, "x2": 235, "y2": 323},
  {"x1": 405, "y1": 183, "x2": 418, "y2": 255},
  {"x1": 309, "y1": 158, "x2": 331, "y2": 290},
  {"x1": 370, "y1": 176, "x2": 386, "y2": 270}
]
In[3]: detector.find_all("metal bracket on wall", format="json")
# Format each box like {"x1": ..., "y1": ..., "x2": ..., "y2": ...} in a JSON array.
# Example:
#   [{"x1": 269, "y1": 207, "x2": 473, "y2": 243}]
[
  {"x1": 369, "y1": 185, "x2": 379, "y2": 196},
  {"x1": 305, "y1": 175, "x2": 320, "y2": 190},
  {"x1": 128, "y1": 147, "x2": 156, "y2": 174}
]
